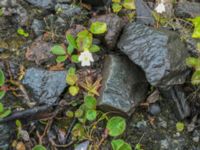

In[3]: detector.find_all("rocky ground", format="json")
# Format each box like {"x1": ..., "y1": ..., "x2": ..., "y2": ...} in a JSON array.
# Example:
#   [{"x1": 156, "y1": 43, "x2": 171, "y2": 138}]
[{"x1": 0, "y1": 0, "x2": 200, "y2": 150}]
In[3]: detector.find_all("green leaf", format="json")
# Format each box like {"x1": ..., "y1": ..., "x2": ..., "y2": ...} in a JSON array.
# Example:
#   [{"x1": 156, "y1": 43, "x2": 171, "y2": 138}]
[
  {"x1": 66, "y1": 111, "x2": 74, "y2": 118},
  {"x1": 90, "y1": 45, "x2": 101, "y2": 53},
  {"x1": 32, "y1": 145, "x2": 47, "y2": 150},
  {"x1": 76, "y1": 30, "x2": 93, "y2": 51},
  {"x1": 191, "y1": 70, "x2": 200, "y2": 85},
  {"x1": 16, "y1": 120, "x2": 22, "y2": 128},
  {"x1": 186, "y1": 57, "x2": 200, "y2": 69},
  {"x1": 112, "y1": 3, "x2": 122, "y2": 13},
  {"x1": 66, "y1": 34, "x2": 77, "y2": 48},
  {"x1": 0, "y1": 109, "x2": 11, "y2": 118},
  {"x1": 75, "y1": 109, "x2": 84, "y2": 118},
  {"x1": 84, "y1": 95, "x2": 97, "y2": 109},
  {"x1": 106, "y1": 116, "x2": 126, "y2": 137},
  {"x1": 90, "y1": 22, "x2": 107, "y2": 35},
  {"x1": 188, "y1": 16, "x2": 200, "y2": 38},
  {"x1": 71, "y1": 55, "x2": 79, "y2": 63},
  {"x1": 67, "y1": 44, "x2": 74, "y2": 55},
  {"x1": 69, "y1": 86, "x2": 79, "y2": 96},
  {"x1": 112, "y1": 0, "x2": 121, "y2": 3},
  {"x1": 111, "y1": 139, "x2": 132, "y2": 150},
  {"x1": 56, "y1": 55, "x2": 67, "y2": 63},
  {"x1": 176, "y1": 122, "x2": 184, "y2": 132},
  {"x1": 66, "y1": 67, "x2": 78, "y2": 86},
  {"x1": 0, "y1": 103, "x2": 4, "y2": 113},
  {"x1": 0, "y1": 69, "x2": 5, "y2": 86},
  {"x1": 0, "y1": 90, "x2": 6, "y2": 99},
  {"x1": 17, "y1": 28, "x2": 29, "y2": 37},
  {"x1": 86, "y1": 109, "x2": 97, "y2": 121},
  {"x1": 135, "y1": 143, "x2": 142, "y2": 150},
  {"x1": 51, "y1": 45, "x2": 66, "y2": 55},
  {"x1": 72, "y1": 123, "x2": 86, "y2": 139},
  {"x1": 123, "y1": 0, "x2": 135, "y2": 10}
]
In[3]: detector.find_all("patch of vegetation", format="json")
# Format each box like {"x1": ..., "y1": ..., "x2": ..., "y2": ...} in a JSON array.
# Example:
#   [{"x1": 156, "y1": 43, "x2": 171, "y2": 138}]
[
  {"x1": 17, "y1": 28, "x2": 29, "y2": 38},
  {"x1": 112, "y1": 0, "x2": 135, "y2": 13}
]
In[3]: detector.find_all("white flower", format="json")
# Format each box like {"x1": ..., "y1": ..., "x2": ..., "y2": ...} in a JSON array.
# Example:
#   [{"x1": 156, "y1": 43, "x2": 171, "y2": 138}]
[
  {"x1": 155, "y1": 2, "x2": 166, "y2": 14},
  {"x1": 78, "y1": 51, "x2": 94, "y2": 66}
]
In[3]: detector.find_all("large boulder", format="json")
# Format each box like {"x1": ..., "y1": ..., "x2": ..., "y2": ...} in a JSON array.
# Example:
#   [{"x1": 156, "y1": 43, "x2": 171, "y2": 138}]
[
  {"x1": 22, "y1": 68, "x2": 67, "y2": 105},
  {"x1": 118, "y1": 22, "x2": 189, "y2": 88},
  {"x1": 98, "y1": 55, "x2": 149, "y2": 116}
]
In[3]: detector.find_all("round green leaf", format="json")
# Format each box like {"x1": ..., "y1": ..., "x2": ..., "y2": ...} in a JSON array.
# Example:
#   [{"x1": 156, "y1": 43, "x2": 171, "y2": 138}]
[
  {"x1": 123, "y1": 0, "x2": 135, "y2": 10},
  {"x1": 106, "y1": 116, "x2": 126, "y2": 137},
  {"x1": 69, "y1": 86, "x2": 79, "y2": 96},
  {"x1": 0, "y1": 90, "x2": 6, "y2": 99},
  {"x1": 86, "y1": 110, "x2": 97, "y2": 121},
  {"x1": 111, "y1": 139, "x2": 125, "y2": 150},
  {"x1": 112, "y1": 3, "x2": 122, "y2": 13},
  {"x1": 84, "y1": 95, "x2": 97, "y2": 109},
  {"x1": 76, "y1": 30, "x2": 93, "y2": 51},
  {"x1": 32, "y1": 145, "x2": 47, "y2": 150},
  {"x1": 0, "y1": 69, "x2": 5, "y2": 86},
  {"x1": 66, "y1": 111, "x2": 74, "y2": 118},
  {"x1": 119, "y1": 142, "x2": 132, "y2": 150},
  {"x1": 90, "y1": 22, "x2": 107, "y2": 34},
  {"x1": 51, "y1": 45, "x2": 66, "y2": 55},
  {"x1": 112, "y1": 0, "x2": 121, "y2": 3},
  {"x1": 75, "y1": 109, "x2": 84, "y2": 118},
  {"x1": 186, "y1": 57, "x2": 200, "y2": 69},
  {"x1": 176, "y1": 122, "x2": 184, "y2": 132}
]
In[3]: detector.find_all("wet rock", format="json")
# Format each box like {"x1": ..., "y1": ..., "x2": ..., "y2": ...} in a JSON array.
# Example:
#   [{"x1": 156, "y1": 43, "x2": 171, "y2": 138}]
[
  {"x1": 25, "y1": 0, "x2": 56, "y2": 9},
  {"x1": 55, "y1": 3, "x2": 81, "y2": 19},
  {"x1": 75, "y1": 141, "x2": 90, "y2": 150},
  {"x1": 118, "y1": 22, "x2": 189, "y2": 87},
  {"x1": 148, "y1": 103, "x2": 161, "y2": 116},
  {"x1": 82, "y1": 0, "x2": 111, "y2": 7},
  {"x1": 31, "y1": 19, "x2": 45, "y2": 36},
  {"x1": 25, "y1": 36, "x2": 53, "y2": 65},
  {"x1": 99, "y1": 55, "x2": 149, "y2": 116},
  {"x1": 0, "y1": 124, "x2": 11, "y2": 149},
  {"x1": 22, "y1": 68, "x2": 67, "y2": 105},
  {"x1": 90, "y1": 14, "x2": 124, "y2": 50},
  {"x1": 175, "y1": 2, "x2": 200, "y2": 18},
  {"x1": 135, "y1": 0, "x2": 155, "y2": 25},
  {"x1": 0, "y1": 0, "x2": 17, "y2": 7}
]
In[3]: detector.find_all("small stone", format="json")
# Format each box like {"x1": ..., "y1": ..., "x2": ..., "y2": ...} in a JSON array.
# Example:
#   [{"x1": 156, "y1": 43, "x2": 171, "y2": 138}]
[
  {"x1": 175, "y1": 2, "x2": 200, "y2": 18},
  {"x1": 148, "y1": 103, "x2": 161, "y2": 116},
  {"x1": 22, "y1": 68, "x2": 67, "y2": 105},
  {"x1": 75, "y1": 141, "x2": 90, "y2": 150},
  {"x1": 98, "y1": 55, "x2": 148, "y2": 116},
  {"x1": 160, "y1": 139, "x2": 169, "y2": 149},
  {"x1": 90, "y1": 14, "x2": 124, "y2": 50},
  {"x1": 31, "y1": 19, "x2": 45, "y2": 36},
  {"x1": 55, "y1": 3, "x2": 81, "y2": 19},
  {"x1": 135, "y1": 120, "x2": 147, "y2": 129},
  {"x1": 25, "y1": 36, "x2": 53, "y2": 65},
  {"x1": 25, "y1": 0, "x2": 56, "y2": 9},
  {"x1": 158, "y1": 117, "x2": 167, "y2": 128}
]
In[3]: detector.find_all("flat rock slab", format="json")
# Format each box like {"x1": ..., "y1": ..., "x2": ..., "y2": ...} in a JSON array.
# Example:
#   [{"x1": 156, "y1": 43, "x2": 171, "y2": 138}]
[
  {"x1": 99, "y1": 55, "x2": 149, "y2": 115},
  {"x1": 22, "y1": 68, "x2": 67, "y2": 105},
  {"x1": 118, "y1": 22, "x2": 189, "y2": 88}
]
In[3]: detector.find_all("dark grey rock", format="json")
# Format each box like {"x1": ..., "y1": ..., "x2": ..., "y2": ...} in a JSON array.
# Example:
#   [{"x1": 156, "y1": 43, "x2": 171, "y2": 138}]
[
  {"x1": 0, "y1": 124, "x2": 11, "y2": 149},
  {"x1": 31, "y1": 19, "x2": 45, "y2": 36},
  {"x1": 55, "y1": 3, "x2": 81, "y2": 19},
  {"x1": 75, "y1": 141, "x2": 90, "y2": 150},
  {"x1": 148, "y1": 103, "x2": 161, "y2": 116},
  {"x1": 90, "y1": 14, "x2": 124, "y2": 50},
  {"x1": 25, "y1": 0, "x2": 56, "y2": 9},
  {"x1": 135, "y1": 0, "x2": 155, "y2": 25},
  {"x1": 118, "y1": 22, "x2": 189, "y2": 88},
  {"x1": 22, "y1": 68, "x2": 67, "y2": 105},
  {"x1": 99, "y1": 55, "x2": 149, "y2": 116},
  {"x1": 175, "y1": 2, "x2": 200, "y2": 18},
  {"x1": 82, "y1": 0, "x2": 111, "y2": 7}
]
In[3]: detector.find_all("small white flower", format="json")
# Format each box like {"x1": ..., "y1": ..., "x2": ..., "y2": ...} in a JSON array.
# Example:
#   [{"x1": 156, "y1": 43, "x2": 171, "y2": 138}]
[
  {"x1": 78, "y1": 51, "x2": 94, "y2": 66},
  {"x1": 155, "y1": 2, "x2": 166, "y2": 14}
]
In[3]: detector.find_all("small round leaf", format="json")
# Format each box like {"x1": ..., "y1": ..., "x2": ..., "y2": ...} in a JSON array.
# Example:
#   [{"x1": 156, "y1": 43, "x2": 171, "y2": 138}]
[
  {"x1": 84, "y1": 96, "x2": 97, "y2": 109},
  {"x1": 51, "y1": 45, "x2": 66, "y2": 55},
  {"x1": 90, "y1": 22, "x2": 107, "y2": 34},
  {"x1": 86, "y1": 110, "x2": 97, "y2": 121},
  {"x1": 32, "y1": 145, "x2": 46, "y2": 150}
]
